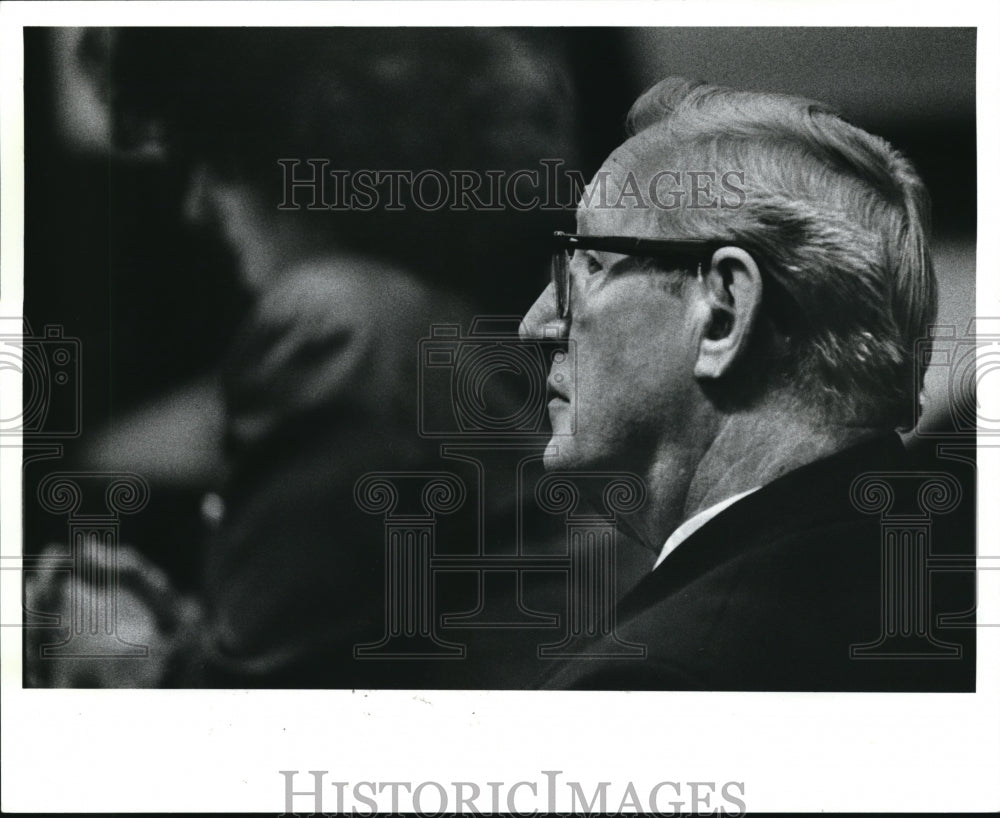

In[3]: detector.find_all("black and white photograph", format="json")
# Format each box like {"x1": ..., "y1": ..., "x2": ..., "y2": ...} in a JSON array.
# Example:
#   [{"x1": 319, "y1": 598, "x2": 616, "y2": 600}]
[{"x1": 2, "y1": 2, "x2": 998, "y2": 814}]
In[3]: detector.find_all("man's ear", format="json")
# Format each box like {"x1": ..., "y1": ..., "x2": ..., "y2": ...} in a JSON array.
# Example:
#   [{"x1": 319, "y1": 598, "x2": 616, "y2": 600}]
[{"x1": 692, "y1": 247, "x2": 763, "y2": 380}]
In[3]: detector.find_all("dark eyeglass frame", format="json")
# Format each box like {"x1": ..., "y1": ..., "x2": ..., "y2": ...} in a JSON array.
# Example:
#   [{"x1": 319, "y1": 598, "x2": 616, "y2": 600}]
[{"x1": 551, "y1": 230, "x2": 740, "y2": 321}]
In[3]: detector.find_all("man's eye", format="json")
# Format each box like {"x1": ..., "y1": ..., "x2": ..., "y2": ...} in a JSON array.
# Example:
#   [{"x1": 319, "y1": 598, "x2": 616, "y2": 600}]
[{"x1": 585, "y1": 255, "x2": 603, "y2": 275}]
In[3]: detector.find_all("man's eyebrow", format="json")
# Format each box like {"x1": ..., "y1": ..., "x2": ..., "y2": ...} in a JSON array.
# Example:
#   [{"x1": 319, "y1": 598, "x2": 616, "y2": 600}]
[{"x1": 584, "y1": 248, "x2": 636, "y2": 278}]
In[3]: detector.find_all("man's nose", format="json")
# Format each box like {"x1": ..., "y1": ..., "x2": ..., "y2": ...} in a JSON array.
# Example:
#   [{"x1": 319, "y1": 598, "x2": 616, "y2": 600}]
[{"x1": 519, "y1": 281, "x2": 569, "y2": 341}]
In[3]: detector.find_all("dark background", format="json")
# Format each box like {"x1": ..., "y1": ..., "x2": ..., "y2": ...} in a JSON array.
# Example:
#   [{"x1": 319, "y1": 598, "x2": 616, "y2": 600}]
[{"x1": 22, "y1": 27, "x2": 977, "y2": 591}]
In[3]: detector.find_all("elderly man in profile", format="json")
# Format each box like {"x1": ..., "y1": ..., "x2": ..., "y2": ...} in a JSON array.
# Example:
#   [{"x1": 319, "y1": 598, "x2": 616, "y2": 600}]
[{"x1": 521, "y1": 77, "x2": 972, "y2": 690}]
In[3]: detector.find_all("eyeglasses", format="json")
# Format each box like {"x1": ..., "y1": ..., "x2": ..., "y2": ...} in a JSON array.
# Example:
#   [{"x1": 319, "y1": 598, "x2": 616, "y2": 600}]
[{"x1": 551, "y1": 231, "x2": 737, "y2": 321}]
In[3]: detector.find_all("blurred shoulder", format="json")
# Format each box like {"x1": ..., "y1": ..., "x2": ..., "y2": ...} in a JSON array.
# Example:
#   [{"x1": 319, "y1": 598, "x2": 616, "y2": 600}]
[
  {"x1": 223, "y1": 255, "x2": 472, "y2": 440},
  {"x1": 254, "y1": 255, "x2": 452, "y2": 334}
]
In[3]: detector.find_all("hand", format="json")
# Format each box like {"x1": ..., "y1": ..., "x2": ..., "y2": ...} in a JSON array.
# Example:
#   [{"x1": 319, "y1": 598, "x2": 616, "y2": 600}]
[{"x1": 24, "y1": 543, "x2": 201, "y2": 687}]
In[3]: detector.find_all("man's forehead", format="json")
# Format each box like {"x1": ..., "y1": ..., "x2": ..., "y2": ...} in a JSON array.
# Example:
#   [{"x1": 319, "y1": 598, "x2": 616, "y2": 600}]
[{"x1": 575, "y1": 133, "x2": 670, "y2": 233}]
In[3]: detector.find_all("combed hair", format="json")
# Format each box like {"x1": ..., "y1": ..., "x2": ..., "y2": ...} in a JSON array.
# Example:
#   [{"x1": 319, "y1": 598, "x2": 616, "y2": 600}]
[{"x1": 627, "y1": 77, "x2": 937, "y2": 428}]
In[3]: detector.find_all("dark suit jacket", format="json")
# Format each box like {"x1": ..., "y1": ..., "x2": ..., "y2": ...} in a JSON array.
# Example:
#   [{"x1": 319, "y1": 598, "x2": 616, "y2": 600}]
[{"x1": 538, "y1": 435, "x2": 975, "y2": 691}]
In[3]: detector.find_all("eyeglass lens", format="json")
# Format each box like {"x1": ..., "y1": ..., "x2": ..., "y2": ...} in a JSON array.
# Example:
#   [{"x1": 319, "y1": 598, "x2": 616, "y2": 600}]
[{"x1": 552, "y1": 248, "x2": 572, "y2": 320}]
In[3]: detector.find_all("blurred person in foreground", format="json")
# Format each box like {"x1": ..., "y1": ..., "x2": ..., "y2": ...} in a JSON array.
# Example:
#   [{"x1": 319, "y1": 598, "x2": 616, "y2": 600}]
[
  {"x1": 521, "y1": 77, "x2": 975, "y2": 690},
  {"x1": 28, "y1": 28, "x2": 580, "y2": 687}
]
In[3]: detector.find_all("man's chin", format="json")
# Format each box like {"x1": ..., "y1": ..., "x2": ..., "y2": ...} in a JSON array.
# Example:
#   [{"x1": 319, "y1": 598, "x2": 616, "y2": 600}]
[{"x1": 542, "y1": 438, "x2": 581, "y2": 471}]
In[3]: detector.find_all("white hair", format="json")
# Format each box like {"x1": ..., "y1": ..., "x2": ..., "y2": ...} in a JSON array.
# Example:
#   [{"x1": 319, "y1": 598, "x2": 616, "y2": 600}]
[{"x1": 627, "y1": 77, "x2": 937, "y2": 428}]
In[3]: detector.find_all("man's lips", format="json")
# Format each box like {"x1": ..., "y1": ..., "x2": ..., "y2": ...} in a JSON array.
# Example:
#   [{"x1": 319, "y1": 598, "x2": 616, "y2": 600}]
[{"x1": 546, "y1": 376, "x2": 570, "y2": 402}]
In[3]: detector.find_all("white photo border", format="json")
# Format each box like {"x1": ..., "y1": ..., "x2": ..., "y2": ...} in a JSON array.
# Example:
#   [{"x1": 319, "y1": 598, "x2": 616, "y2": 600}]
[{"x1": 2, "y1": 1, "x2": 998, "y2": 813}]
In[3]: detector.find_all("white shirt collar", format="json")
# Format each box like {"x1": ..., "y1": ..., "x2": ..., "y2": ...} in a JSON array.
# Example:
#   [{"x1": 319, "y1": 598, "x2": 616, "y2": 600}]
[{"x1": 652, "y1": 487, "x2": 760, "y2": 571}]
